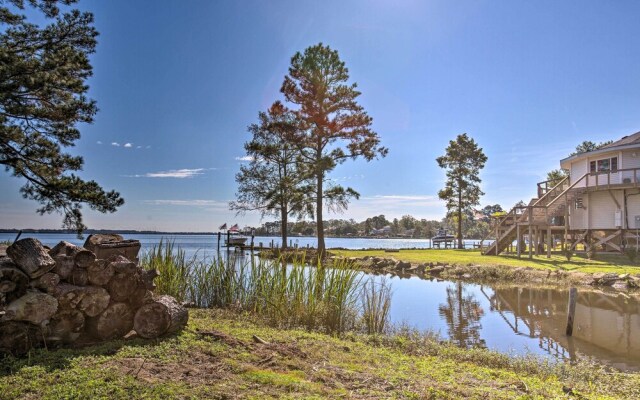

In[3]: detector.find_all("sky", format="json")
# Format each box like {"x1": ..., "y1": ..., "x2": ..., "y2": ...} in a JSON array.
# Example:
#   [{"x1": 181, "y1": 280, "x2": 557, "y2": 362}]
[{"x1": 2, "y1": 0, "x2": 640, "y2": 232}]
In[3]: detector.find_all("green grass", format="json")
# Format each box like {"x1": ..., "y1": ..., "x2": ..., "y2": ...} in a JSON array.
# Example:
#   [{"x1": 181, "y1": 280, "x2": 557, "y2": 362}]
[
  {"x1": 142, "y1": 245, "x2": 370, "y2": 334},
  {"x1": 333, "y1": 248, "x2": 640, "y2": 274},
  {"x1": 1, "y1": 309, "x2": 637, "y2": 399}
]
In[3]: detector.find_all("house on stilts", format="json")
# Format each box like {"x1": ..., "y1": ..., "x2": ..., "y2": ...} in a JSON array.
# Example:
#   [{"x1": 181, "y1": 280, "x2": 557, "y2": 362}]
[{"x1": 484, "y1": 131, "x2": 640, "y2": 257}]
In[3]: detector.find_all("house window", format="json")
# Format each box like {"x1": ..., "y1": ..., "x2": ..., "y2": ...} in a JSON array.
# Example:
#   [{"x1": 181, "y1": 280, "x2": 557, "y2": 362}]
[
  {"x1": 575, "y1": 198, "x2": 583, "y2": 209},
  {"x1": 589, "y1": 157, "x2": 618, "y2": 173}
]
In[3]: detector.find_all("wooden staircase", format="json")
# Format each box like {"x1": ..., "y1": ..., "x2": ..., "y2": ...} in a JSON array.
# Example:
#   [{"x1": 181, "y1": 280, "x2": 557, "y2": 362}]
[{"x1": 483, "y1": 176, "x2": 576, "y2": 255}]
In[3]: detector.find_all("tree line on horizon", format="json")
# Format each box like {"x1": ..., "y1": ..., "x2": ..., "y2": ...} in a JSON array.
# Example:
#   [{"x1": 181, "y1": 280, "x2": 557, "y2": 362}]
[{"x1": 249, "y1": 206, "x2": 506, "y2": 241}]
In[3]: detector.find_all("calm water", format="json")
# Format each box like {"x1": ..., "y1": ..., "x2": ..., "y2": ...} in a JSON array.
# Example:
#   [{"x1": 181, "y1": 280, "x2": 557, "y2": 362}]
[
  {"x1": 2, "y1": 232, "x2": 638, "y2": 370},
  {"x1": 0, "y1": 232, "x2": 486, "y2": 258}
]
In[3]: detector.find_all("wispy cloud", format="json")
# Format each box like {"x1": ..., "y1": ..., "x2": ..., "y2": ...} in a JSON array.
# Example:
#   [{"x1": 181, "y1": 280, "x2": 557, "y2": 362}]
[
  {"x1": 96, "y1": 141, "x2": 102, "y2": 145},
  {"x1": 143, "y1": 199, "x2": 229, "y2": 212},
  {"x1": 129, "y1": 168, "x2": 206, "y2": 178},
  {"x1": 331, "y1": 194, "x2": 445, "y2": 220},
  {"x1": 111, "y1": 142, "x2": 120, "y2": 147},
  {"x1": 235, "y1": 155, "x2": 255, "y2": 162},
  {"x1": 124, "y1": 143, "x2": 133, "y2": 148},
  {"x1": 144, "y1": 199, "x2": 226, "y2": 207}
]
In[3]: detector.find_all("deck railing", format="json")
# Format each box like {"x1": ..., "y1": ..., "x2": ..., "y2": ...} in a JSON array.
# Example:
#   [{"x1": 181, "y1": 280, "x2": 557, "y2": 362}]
[
  {"x1": 581, "y1": 167, "x2": 640, "y2": 189},
  {"x1": 537, "y1": 176, "x2": 567, "y2": 198}
]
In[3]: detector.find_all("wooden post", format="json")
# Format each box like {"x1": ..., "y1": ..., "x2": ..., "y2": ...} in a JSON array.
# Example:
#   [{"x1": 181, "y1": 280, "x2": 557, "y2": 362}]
[
  {"x1": 217, "y1": 232, "x2": 221, "y2": 252},
  {"x1": 517, "y1": 224, "x2": 521, "y2": 258},
  {"x1": 566, "y1": 287, "x2": 578, "y2": 336},
  {"x1": 547, "y1": 226, "x2": 552, "y2": 258},
  {"x1": 251, "y1": 235, "x2": 255, "y2": 251},
  {"x1": 528, "y1": 207, "x2": 533, "y2": 259},
  {"x1": 495, "y1": 223, "x2": 499, "y2": 256}
]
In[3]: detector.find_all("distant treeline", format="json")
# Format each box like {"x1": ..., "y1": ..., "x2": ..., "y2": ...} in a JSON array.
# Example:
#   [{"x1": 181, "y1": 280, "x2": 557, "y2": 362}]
[{"x1": 251, "y1": 208, "x2": 503, "y2": 239}]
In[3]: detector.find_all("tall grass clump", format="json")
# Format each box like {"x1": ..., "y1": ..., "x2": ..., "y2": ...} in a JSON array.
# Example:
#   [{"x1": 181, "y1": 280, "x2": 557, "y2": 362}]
[
  {"x1": 361, "y1": 278, "x2": 392, "y2": 334},
  {"x1": 142, "y1": 242, "x2": 374, "y2": 333},
  {"x1": 247, "y1": 257, "x2": 362, "y2": 333},
  {"x1": 140, "y1": 239, "x2": 191, "y2": 303}
]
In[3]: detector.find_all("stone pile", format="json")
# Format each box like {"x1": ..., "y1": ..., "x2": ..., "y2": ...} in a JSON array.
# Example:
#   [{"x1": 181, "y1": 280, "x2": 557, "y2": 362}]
[{"x1": 0, "y1": 234, "x2": 188, "y2": 356}]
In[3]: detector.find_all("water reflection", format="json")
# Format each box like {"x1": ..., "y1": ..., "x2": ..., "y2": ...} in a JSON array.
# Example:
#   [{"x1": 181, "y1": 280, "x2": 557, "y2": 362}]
[
  {"x1": 485, "y1": 286, "x2": 640, "y2": 370},
  {"x1": 438, "y1": 282, "x2": 485, "y2": 348}
]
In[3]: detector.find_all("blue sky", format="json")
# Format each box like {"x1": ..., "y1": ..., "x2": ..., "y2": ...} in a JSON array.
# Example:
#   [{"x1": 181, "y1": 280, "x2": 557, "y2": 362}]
[{"x1": 2, "y1": 0, "x2": 640, "y2": 232}]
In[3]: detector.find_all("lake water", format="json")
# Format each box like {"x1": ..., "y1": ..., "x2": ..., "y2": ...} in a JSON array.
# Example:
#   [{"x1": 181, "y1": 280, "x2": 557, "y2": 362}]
[{"x1": 2, "y1": 232, "x2": 638, "y2": 370}]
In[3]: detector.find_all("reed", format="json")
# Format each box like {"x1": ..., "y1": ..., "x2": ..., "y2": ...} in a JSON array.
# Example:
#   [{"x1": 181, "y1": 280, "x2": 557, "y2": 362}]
[
  {"x1": 140, "y1": 239, "x2": 191, "y2": 303},
  {"x1": 141, "y1": 245, "x2": 365, "y2": 333},
  {"x1": 361, "y1": 277, "x2": 392, "y2": 334}
]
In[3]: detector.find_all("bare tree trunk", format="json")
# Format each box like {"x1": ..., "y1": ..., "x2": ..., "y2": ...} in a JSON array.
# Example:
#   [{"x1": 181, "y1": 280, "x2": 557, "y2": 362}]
[
  {"x1": 46, "y1": 308, "x2": 85, "y2": 343},
  {"x1": 0, "y1": 259, "x2": 29, "y2": 304},
  {"x1": 281, "y1": 206, "x2": 288, "y2": 249},
  {"x1": 133, "y1": 295, "x2": 188, "y2": 339},
  {"x1": 458, "y1": 186, "x2": 463, "y2": 249},
  {"x1": 316, "y1": 172, "x2": 325, "y2": 256},
  {"x1": 49, "y1": 241, "x2": 95, "y2": 269},
  {"x1": 0, "y1": 321, "x2": 41, "y2": 356},
  {"x1": 86, "y1": 302, "x2": 134, "y2": 340},
  {"x1": 4, "y1": 291, "x2": 58, "y2": 325},
  {"x1": 7, "y1": 238, "x2": 56, "y2": 279}
]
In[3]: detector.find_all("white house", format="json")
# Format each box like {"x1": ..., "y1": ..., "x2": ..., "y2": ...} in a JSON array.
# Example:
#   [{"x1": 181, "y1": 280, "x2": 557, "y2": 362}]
[
  {"x1": 485, "y1": 131, "x2": 640, "y2": 257},
  {"x1": 560, "y1": 132, "x2": 640, "y2": 232}
]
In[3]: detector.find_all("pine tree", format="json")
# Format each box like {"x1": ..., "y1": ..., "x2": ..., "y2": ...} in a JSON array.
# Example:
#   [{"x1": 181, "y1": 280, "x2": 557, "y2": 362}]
[
  {"x1": 230, "y1": 101, "x2": 310, "y2": 248},
  {"x1": 281, "y1": 43, "x2": 387, "y2": 254},
  {"x1": 0, "y1": 0, "x2": 123, "y2": 234},
  {"x1": 437, "y1": 133, "x2": 487, "y2": 249}
]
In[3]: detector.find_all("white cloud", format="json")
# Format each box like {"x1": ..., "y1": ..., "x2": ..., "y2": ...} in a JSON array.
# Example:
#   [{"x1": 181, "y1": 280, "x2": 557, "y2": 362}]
[
  {"x1": 331, "y1": 194, "x2": 445, "y2": 221},
  {"x1": 124, "y1": 143, "x2": 133, "y2": 148},
  {"x1": 96, "y1": 141, "x2": 103, "y2": 145},
  {"x1": 129, "y1": 168, "x2": 206, "y2": 178},
  {"x1": 143, "y1": 199, "x2": 229, "y2": 212},
  {"x1": 146, "y1": 145, "x2": 151, "y2": 149},
  {"x1": 235, "y1": 155, "x2": 255, "y2": 162},
  {"x1": 111, "y1": 142, "x2": 120, "y2": 147},
  {"x1": 136, "y1": 146, "x2": 142, "y2": 149},
  {"x1": 144, "y1": 199, "x2": 226, "y2": 207}
]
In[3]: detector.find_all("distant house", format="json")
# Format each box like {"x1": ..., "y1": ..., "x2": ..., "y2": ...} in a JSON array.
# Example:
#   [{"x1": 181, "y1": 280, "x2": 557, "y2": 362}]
[
  {"x1": 485, "y1": 131, "x2": 640, "y2": 256},
  {"x1": 370, "y1": 225, "x2": 392, "y2": 236}
]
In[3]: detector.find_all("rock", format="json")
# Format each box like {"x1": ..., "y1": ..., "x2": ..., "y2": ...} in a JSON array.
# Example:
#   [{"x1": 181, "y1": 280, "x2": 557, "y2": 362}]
[
  {"x1": 396, "y1": 261, "x2": 411, "y2": 270},
  {"x1": 429, "y1": 266, "x2": 445, "y2": 276}
]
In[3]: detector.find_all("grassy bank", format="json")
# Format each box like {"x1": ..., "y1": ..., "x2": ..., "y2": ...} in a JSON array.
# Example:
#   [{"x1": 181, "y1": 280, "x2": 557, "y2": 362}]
[
  {"x1": 1, "y1": 308, "x2": 638, "y2": 399},
  {"x1": 332, "y1": 248, "x2": 640, "y2": 275}
]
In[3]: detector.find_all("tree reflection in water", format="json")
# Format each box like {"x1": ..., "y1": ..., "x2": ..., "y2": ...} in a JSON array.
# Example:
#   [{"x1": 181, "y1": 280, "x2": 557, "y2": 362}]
[{"x1": 438, "y1": 282, "x2": 486, "y2": 348}]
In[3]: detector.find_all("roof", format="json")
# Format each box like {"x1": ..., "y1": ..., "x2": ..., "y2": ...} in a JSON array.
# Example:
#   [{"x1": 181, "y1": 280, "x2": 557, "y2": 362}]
[
  {"x1": 598, "y1": 131, "x2": 640, "y2": 149},
  {"x1": 560, "y1": 130, "x2": 640, "y2": 165}
]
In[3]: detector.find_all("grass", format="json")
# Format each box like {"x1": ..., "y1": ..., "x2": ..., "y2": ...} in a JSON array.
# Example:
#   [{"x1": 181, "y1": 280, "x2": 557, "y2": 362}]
[
  {"x1": 141, "y1": 244, "x2": 384, "y2": 334},
  {"x1": 332, "y1": 248, "x2": 640, "y2": 274},
  {"x1": 1, "y1": 308, "x2": 638, "y2": 399}
]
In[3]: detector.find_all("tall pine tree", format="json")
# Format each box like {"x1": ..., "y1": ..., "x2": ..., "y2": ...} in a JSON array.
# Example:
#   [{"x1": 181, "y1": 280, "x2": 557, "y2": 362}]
[
  {"x1": 0, "y1": 0, "x2": 123, "y2": 234},
  {"x1": 230, "y1": 101, "x2": 310, "y2": 248},
  {"x1": 281, "y1": 43, "x2": 387, "y2": 254},
  {"x1": 437, "y1": 134, "x2": 487, "y2": 249}
]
